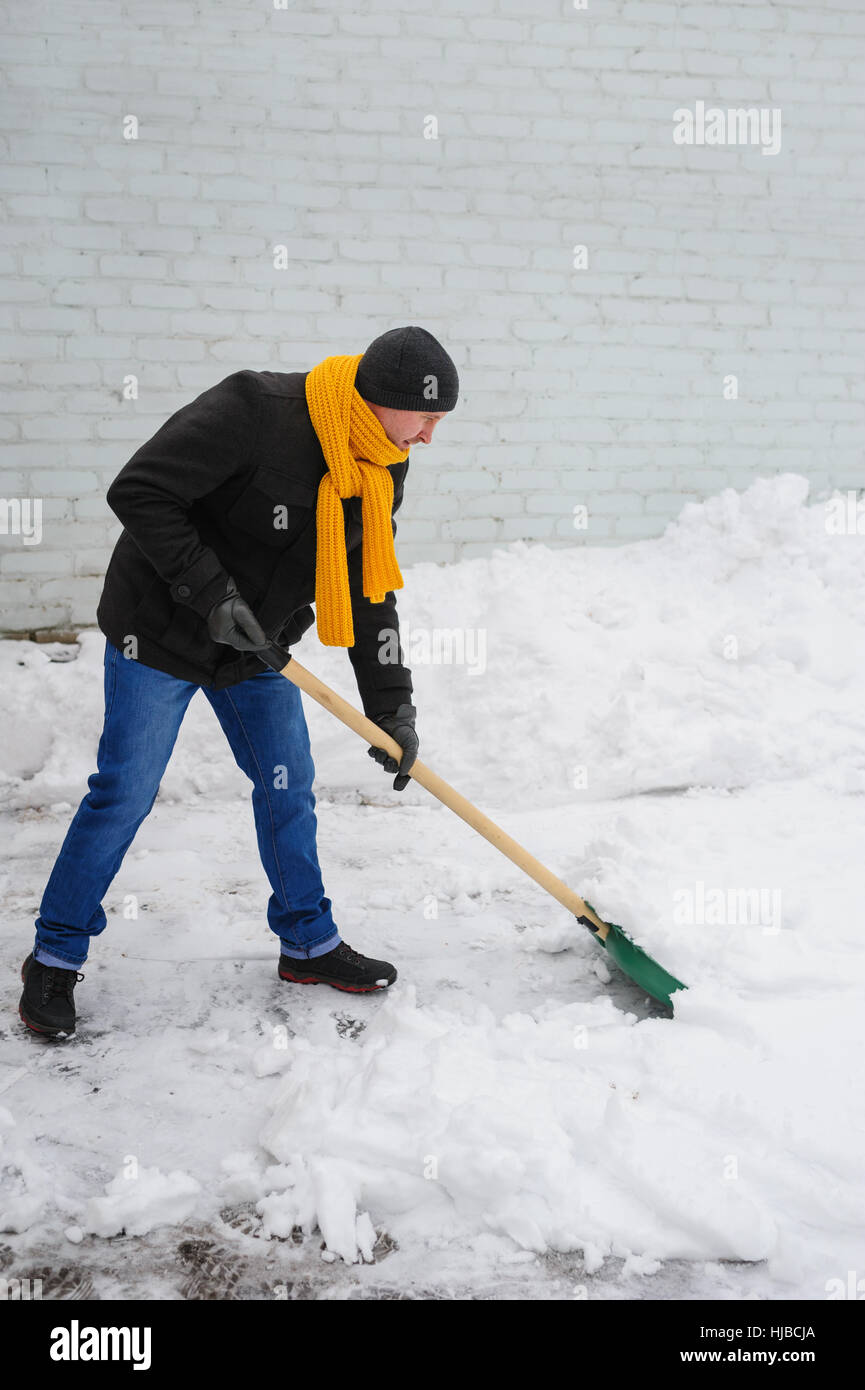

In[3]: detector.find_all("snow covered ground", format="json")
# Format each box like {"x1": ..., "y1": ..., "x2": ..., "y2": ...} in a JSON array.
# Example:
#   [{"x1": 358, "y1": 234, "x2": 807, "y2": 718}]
[{"x1": 1, "y1": 474, "x2": 863, "y2": 1300}]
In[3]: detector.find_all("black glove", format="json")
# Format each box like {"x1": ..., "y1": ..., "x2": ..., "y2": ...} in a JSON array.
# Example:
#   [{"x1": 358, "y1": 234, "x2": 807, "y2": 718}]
[
  {"x1": 206, "y1": 576, "x2": 267, "y2": 651},
  {"x1": 368, "y1": 703, "x2": 418, "y2": 791}
]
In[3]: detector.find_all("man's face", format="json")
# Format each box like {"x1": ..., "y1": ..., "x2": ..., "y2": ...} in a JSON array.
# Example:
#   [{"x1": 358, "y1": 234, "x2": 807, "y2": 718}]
[{"x1": 363, "y1": 401, "x2": 448, "y2": 452}]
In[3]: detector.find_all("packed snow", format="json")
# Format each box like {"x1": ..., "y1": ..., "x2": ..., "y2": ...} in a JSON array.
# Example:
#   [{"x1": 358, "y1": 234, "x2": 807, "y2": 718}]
[{"x1": 1, "y1": 474, "x2": 863, "y2": 1299}]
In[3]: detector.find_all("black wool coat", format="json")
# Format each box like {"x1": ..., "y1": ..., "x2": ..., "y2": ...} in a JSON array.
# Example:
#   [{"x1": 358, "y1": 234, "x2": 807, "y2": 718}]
[{"x1": 96, "y1": 369, "x2": 413, "y2": 718}]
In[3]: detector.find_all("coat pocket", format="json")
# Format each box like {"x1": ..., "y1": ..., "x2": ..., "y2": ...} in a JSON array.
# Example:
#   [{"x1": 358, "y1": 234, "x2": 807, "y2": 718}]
[
  {"x1": 227, "y1": 467, "x2": 317, "y2": 549},
  {"x1": 125, "y1": 573, "x2": 208, "y2": 664},
  {"x1": 128, "y1": 573, "x2": 175, "y2": 644}
]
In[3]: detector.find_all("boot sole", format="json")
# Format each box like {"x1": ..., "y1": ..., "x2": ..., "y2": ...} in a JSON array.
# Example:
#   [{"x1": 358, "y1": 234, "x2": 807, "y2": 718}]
[
  {"x1": 18, "y1": 1003, "x2": 74, "y2": 1038},
  {"x1": 278, "y1": 967, "x2": 394, "y2": 993}
]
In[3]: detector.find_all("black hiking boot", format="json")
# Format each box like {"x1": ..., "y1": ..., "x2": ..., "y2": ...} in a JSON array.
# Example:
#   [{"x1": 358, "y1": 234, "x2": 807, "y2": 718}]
[
  {"x1": 278, "y1": 941, "x2": 397, "y2": 994},
  {"x1": 19, "y1": 954, "x2": 82, "y2": 1037}
]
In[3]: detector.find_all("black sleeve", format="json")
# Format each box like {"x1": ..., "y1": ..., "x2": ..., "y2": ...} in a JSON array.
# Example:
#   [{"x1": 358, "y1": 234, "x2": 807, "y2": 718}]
[
  {"x1": 105, "y1": 370, "x2": 262, "y2": 619},
  {"x1": 346, "y1": 459, "x2": 414, "y2": 721}
]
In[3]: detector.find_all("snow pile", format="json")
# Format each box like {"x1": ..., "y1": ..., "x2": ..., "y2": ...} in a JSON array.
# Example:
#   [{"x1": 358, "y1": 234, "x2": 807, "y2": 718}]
[
  {"x1": 80, "y1": 1165, "x2": 201, "y2": 1238},
  {"x1": 394, "y1": 472, "x2": 865, "y2": 804},
  {"x1": 256, "y1": 980, "x2": 863, "y2": 1271}
]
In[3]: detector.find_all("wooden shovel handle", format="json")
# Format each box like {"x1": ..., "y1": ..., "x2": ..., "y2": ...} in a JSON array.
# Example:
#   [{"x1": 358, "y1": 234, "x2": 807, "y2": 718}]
[{"x1": 261, "y1": 647, "x2": 610, "y2": 942}]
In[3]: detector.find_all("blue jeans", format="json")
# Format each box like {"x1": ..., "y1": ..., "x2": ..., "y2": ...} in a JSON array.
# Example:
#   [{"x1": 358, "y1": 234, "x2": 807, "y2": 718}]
[{"x1": 33, "y1": 640, "x2": 341, "y2": 970}]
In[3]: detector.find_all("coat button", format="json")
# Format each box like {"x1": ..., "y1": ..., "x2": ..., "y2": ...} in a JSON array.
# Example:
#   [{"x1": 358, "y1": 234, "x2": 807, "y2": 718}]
[{"x1": 177, "y1": 584, "x2": 191, "y2": 598}]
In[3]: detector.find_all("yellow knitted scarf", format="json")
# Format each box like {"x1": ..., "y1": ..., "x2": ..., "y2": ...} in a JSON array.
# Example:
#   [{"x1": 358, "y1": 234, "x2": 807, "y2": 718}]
[{"x1": 305, "y1": 353, "x2": 408, "y2": 647}]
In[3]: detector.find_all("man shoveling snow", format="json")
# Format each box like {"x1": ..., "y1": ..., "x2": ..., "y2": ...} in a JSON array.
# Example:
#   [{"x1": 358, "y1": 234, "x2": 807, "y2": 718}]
[{"x1": 19, "y1": 326, "x2": 459, "y2": 1037}]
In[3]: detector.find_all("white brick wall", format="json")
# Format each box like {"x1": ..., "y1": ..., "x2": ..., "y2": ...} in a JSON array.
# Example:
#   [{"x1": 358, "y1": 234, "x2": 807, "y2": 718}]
[{"x1": 1, "y1": 0, "x2": 863, "y2": 630}]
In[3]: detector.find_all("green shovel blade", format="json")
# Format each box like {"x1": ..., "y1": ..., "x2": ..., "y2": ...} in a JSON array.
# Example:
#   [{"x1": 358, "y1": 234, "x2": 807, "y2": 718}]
[{"x1": 580, "y1": 902, "x2": 686, "y2": 1010}]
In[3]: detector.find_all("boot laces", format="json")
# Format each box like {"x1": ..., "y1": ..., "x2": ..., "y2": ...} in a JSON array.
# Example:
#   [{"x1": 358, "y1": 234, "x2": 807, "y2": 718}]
[
  {"x1": 42, "y1": 967, "x2": 84, "y2": 1004},
  {"x1": 335, "y1": 943, "x2": 365, "y2": 965}
]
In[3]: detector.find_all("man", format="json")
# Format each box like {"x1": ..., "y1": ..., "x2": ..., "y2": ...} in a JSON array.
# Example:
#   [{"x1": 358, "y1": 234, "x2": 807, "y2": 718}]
[{"x1": 19, "y1": 326, "x2": 459, "y2": 1037}]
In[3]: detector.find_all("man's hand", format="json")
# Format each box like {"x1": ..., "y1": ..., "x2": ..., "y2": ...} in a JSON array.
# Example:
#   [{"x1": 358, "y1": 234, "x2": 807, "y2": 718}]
[
  {"x1": 368, "y1": 703, "x2": 418, "y2": 791},
  {"x1": 206, "y1": 576, "x2": 267, "y2": 651}
]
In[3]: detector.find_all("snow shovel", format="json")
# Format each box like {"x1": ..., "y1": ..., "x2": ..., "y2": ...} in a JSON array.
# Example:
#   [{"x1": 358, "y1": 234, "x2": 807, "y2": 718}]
[{"x1": 258, "y1": 643, "x2": 686, "y2": 1010}]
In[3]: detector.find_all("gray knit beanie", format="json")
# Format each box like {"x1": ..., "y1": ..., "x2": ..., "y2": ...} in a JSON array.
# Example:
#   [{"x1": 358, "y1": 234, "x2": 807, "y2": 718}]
[{"x1": 355, "y1": 326, "x2": 459, "y2": 412}]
